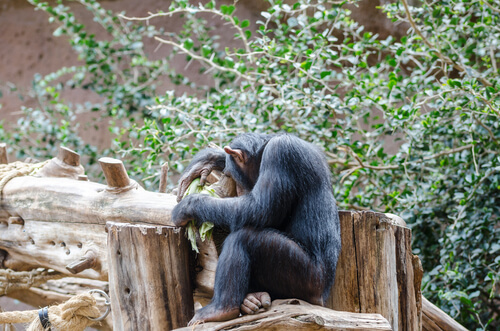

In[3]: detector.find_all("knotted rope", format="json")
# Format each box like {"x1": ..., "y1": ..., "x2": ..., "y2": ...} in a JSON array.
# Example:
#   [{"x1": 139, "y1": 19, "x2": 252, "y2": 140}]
[{"x1": 0, "y1": 292, "x2": 101, "y2": 331}]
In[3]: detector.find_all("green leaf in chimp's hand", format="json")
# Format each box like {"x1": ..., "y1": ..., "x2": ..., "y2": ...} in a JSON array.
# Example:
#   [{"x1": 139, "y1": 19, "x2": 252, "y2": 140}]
[{"x1": 182, "y1": 178, "x2": 219, "y2": 252}]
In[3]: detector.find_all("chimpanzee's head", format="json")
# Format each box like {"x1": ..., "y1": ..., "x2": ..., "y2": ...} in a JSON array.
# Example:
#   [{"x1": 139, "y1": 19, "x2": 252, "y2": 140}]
[{"x1": 223, "y1": 133, "x2": 272, "y2": 194}]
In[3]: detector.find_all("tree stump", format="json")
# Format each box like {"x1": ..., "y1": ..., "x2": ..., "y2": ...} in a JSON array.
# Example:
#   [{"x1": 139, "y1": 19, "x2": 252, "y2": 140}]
[
  {"x1": 327, "y1": 211, "x2": 423, "y2": 331},
  {"x1": 106, "y1": 222, "x2": 194, "y2": 330}
]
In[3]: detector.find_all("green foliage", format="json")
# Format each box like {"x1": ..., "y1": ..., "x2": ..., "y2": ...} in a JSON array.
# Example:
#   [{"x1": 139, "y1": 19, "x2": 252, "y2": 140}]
[
  {"x1": 120, "y1": 1, "x2": 500, "y2": 328},
  {"x1": 1, "y1": 0, "x2": 498, "y2": 329}
]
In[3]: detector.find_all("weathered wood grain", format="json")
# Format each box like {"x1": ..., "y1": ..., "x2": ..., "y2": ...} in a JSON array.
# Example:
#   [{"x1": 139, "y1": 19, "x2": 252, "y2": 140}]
[
  {"x1": 327, "y1": 211, "x2": 360, "y2": 312},
  {"x1": 422, "y1": 296, "x2": 469, "y2": 331},
  {"x1": 1, "y1": 176, "x2": 177, "y2": 226},
  {"x1": 107, "y1": 222, "x2": 194, "y2": 330},
  {"x1": 0, "y1": 221, "x2": 107, "y2": 279},
  {"x1": 322, "y1": 211, "x2": 422, "y2": 331},
  {"x1": 174, "y1": 299, "x2": 392, "y2": 331}
]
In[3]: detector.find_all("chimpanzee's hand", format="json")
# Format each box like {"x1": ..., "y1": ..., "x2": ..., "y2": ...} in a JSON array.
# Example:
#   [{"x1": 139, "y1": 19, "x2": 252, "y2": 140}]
[
  {"x1": 177, "y1": 165, "x2": 212, "y2": 202},
  {"x1": 176, "y1": 148, "x2": 226, "y2": 202},
  {"x1": 172, "y1": 195, "x2": 197, "y2": 227}
]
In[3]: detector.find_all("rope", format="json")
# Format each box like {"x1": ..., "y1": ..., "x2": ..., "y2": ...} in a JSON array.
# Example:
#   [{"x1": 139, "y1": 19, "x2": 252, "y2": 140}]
[
  {"x1": 0, "y1": 292, "x2": 101, "y2": 331},
  {"x1": 0, "y1": 268, "x2": 64, "y2": 295},
  {"x1": 0, "y1": 161, "x2": 49, "y2": 199}
]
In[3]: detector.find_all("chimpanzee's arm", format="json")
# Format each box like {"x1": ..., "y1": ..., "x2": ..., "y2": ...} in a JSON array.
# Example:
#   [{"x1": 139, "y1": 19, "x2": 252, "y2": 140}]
[{"x1": 176, "y1": 147, "x2": 226, "y2": 202}]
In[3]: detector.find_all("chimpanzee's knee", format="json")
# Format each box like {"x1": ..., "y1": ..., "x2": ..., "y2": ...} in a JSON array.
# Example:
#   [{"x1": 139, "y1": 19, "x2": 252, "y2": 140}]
[{"x1": 220, "y1": 228, "x2": 255, "y2": 252}]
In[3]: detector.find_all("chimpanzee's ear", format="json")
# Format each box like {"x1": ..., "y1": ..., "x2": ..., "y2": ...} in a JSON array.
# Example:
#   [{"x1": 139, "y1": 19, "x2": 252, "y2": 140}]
[{"x1": 224, "y1": 146, "x2": 246, "y2": 164}]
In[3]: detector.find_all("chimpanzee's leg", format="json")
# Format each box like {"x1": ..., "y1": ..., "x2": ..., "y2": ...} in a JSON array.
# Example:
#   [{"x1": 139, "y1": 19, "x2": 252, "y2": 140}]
[{"x1": 188, "y1": 228, "x2": 324, "y2": 325}]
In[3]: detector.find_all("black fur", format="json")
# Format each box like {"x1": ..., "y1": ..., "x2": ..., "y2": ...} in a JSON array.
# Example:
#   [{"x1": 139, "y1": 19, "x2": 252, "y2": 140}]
[{"x1": 172, "y1": 133, "x2": 341, "y2": 311}]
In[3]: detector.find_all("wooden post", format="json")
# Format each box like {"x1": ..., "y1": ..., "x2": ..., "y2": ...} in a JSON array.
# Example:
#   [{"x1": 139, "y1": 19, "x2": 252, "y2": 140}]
[
  {"x1": 159, "y1": 162, "x2": 169, "y2": 193},
  {"x1": 327, "y1": 211, "x2": 423, "y2": 331},
  {"x1": 58, "y1": 146, "x2": 80, "y2": 166},
  {"x1": 107, "y1": 222, "x2": 194, "y2": 330},
  {"x1": 99, "y1": 157, "x2": 131, "y2": 189},
  {"x1": 65, "y1": 249, "x2": 98, "y2": 274},
  {"x1": 37, "y1": 146, "x2": 85, "y2": 179},
  {"x1": 0, "y1": 143, "x2": 7, "y2": 164}
]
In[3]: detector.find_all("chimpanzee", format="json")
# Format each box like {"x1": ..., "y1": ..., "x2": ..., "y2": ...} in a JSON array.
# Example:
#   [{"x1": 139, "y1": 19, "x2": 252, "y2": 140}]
[{"x1": 172, "y1": 133, "x2": 341, "y2": 325}]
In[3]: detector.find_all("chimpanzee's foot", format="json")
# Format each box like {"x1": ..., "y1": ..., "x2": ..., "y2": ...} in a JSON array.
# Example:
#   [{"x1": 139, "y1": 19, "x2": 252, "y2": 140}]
[
  {"x1": 240, "y1": 292, "x2": 272, "y2": 315},
  {"x1": 188, "y1": 304, "x2": 240, "y2": 326}
]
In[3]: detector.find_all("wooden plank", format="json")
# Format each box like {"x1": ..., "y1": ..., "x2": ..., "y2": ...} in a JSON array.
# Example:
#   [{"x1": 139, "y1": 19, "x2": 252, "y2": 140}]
[{"x1": 107, "y1": 222, "x2": 193, "y2": 330}]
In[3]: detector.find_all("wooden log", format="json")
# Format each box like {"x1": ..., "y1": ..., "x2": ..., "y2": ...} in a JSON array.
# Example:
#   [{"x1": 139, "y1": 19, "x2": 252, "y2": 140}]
[
  {"x1": 0, "y1": 143, "x2": 7, "y2": 164},
  {"x1": 58, "y1": 146, "x2": 80, "y2": 166},
  {"x1": 0, "y1": 221, "x2": 107, "y2": 280},
  {"x1": 1, "y1": 176, "x2": 177, "y2": 226},
  {"x1": 107, "y1": 222, "x2": 194, "y2": 330},
  {"x1": 78, "y1": 174, "x2": 89, "y2": 181},
  {"x1": 422, "y1": 296, "x2": 469, "y2": 331},
  {"x1": 174, "y1": 299, "x2": 392, "y2": 331},
  {"x1": 0, "y1": 163, "x2": 176, "y2": 279},
  {"x1": 65, "y1": 248, "x2": 98, "y2": 274}
]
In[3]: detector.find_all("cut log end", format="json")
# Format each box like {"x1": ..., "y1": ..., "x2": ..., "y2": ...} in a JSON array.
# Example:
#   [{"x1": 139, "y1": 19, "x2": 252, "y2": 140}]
[
  {"x1": 99, "y1": 157, "x2": 131, "y2": 189},
  {"x1": 0, "y1": 143, "x2": 8, "y2": 164},
  {"x1": 57, "y1": 146, "x2": 80, "y2": 167},
  {"x1": 65, "y1": 250, "x2": 98, "y2": 274}
]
